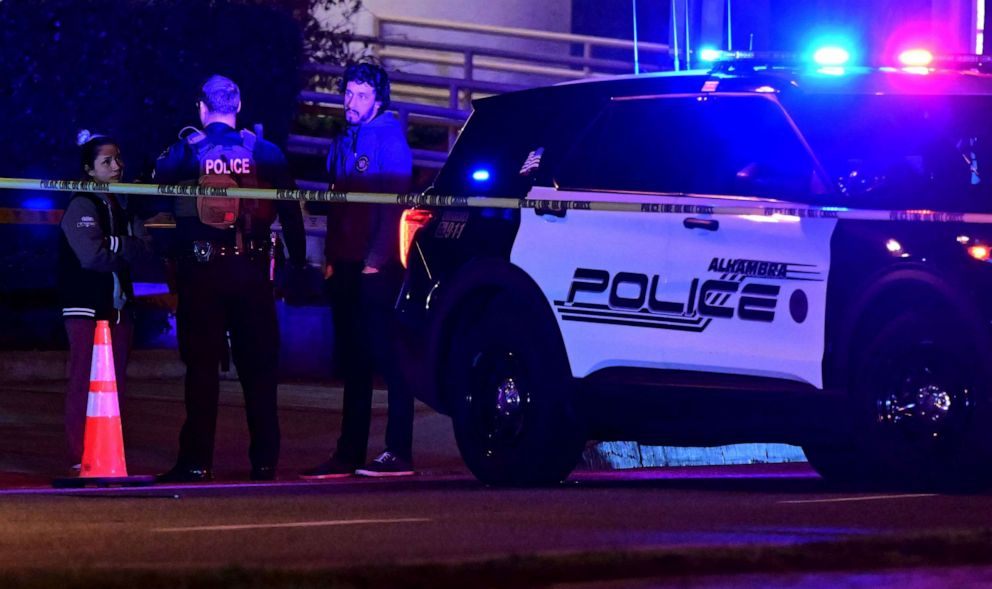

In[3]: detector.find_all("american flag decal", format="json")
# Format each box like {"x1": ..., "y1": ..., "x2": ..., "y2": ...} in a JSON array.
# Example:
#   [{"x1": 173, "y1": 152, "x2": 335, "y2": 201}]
[{"x1": 519, "y1": 147, "x2": 544, "y2": 176}]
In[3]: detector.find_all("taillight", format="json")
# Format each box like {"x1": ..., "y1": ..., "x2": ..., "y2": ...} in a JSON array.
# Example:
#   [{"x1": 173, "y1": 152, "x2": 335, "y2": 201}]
[
  {"x1": 968, "y1": 245, "x2": 991, "y2": 262},
  {"x1": 399, "y1": 208, "x2": 434, "y2": 268},
  {"x1": 957, "y1": 235, "x2": 992, "y2": 262}
]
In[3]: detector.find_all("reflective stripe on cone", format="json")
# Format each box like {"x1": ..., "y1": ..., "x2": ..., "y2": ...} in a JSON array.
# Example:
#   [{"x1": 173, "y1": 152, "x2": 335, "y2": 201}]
[{"x1": 85, "y1": 392, "x2": 121, "y2": 418}]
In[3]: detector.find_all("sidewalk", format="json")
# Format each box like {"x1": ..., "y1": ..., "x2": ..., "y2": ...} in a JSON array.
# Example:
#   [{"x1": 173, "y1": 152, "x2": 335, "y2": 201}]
[{"x1": 0, "y1": 360, "x2": 467, "y2": 487}]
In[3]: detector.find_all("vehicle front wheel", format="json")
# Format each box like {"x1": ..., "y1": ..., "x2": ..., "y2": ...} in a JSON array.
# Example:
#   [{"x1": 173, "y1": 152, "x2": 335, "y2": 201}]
[
  {"x1": 443, "y1": 292, "x2": 585, "y2": 486},
  {"x1": 843, "y1": 310, "x2": 992, "y2": 489}
]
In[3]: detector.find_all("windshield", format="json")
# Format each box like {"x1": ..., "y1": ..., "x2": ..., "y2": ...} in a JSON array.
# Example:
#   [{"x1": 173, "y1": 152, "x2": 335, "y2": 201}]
[{"x1": 785, "y1": 93, "x2": 992, "y2": 212}]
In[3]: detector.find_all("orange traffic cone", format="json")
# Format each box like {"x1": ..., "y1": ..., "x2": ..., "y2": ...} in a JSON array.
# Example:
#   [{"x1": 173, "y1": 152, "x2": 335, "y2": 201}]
[
  {"x1": 53, "y1": 320, "x2": 153, "y2": 488},
  {"x1": 80, "y1": 319, "x2": 127, "y2": 477}
]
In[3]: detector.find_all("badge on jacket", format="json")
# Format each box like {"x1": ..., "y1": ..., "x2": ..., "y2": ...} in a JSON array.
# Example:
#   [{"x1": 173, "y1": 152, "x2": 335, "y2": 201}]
[{"x1": 355, "y1": 155, "x2": 370, "y2": 173}]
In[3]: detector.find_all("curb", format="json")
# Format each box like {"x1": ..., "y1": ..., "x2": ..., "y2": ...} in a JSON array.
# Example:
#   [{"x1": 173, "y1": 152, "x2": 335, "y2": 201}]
[{"x1": 2, "y1": 350, "x2": 192, "y2": 381}]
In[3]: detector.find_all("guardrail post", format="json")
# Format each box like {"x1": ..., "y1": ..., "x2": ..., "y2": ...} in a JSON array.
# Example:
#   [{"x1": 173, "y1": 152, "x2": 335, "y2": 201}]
[
  {"x1": 449, "y1": 82, "x2": 460, "y2": 110},
  {"x1": 464, "y1": 49, "x2": 475, "y2": 81},
  {"x1": 583, "y1": 42, "x2": 593, "y2": 75},
  {"x1": 463, "y1": 50, "x2": 475, "y2": 107},
  {"x1": 448, "y1": 83, "x2": 460, "y2": 149}
]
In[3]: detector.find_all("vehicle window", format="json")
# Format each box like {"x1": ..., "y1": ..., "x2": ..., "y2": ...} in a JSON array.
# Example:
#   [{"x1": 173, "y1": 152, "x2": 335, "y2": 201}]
[
  {"x1": 786, "y1": 94, "x2": 992, "y2": 211},
  {"x1": 433, "y1": 89, "x2": 605, "y2": 198},
  {"x1": 556, "y1": 95, "x2": 821, "y2": 200}
]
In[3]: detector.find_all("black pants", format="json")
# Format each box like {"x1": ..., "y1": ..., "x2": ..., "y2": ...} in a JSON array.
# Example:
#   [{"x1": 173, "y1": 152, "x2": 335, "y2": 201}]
[
  {"x1": 175, "y1": 255, "x2": 280, "y2": 470},
  {"x1": 328, "y1": 260, "x2": 414, "y2": 465}
]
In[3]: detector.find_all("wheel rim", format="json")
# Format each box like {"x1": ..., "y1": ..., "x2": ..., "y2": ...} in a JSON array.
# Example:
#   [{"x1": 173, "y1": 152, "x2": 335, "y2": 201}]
[
  {"x1": 873, "y1": 342, "x2": 973, "y2": 445},
  {"x1": 466, "y1": 349, "x2": 531, "y2": 459}
]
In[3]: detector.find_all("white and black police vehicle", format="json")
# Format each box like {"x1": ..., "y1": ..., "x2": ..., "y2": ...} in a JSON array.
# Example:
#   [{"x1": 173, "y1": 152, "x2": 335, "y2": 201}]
[{"x1": 396, "y1": 46, "x2": 992, "y2": 488}]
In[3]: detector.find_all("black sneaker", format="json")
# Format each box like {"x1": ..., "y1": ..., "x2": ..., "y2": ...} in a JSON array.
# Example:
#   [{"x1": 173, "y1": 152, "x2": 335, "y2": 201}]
[
  {"x1": 155, "y1": 465, "x2": 213, "y2": 484},
  {"x1": 355, "y1": 452, "x2": 415, "y2": 477},
  {"x1": 299, "y1": 455, "x2": 357, "y2": 480}
]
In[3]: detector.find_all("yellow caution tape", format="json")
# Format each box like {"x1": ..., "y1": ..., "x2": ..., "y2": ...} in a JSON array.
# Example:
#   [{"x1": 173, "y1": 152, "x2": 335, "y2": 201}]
[{"x1": 0, "y1": 176, "x2": 987, "y2": 224}]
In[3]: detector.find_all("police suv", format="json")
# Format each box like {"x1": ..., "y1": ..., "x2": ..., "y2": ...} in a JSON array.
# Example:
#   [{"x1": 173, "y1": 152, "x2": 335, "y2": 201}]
[{"x1": 397, "y1": 49, "x2": 992, "y2": 488}]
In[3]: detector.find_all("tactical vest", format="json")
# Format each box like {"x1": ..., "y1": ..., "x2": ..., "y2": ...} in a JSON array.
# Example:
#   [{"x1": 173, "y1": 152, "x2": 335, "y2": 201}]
[{"x1": 178, "y1": 127, "x2": 276, "y2": 238}]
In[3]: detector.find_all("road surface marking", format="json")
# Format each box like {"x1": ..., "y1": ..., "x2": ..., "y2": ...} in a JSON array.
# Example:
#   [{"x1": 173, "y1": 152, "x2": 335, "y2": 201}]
[
  {"x1": 779, "y1": 493, "x2": 937, "y2": 505},
  {"x1": 153, "y1": 518, "x2": 430, "y2": 533}
]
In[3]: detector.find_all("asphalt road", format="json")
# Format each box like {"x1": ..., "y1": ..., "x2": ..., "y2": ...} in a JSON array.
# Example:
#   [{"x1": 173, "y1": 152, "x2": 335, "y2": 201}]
[
  {"x1": 2, "y1": 465, "x2": 992, "y2": 587},
  {"x1": 5, "y1": 377, "x2": 992, "y2": 587}
]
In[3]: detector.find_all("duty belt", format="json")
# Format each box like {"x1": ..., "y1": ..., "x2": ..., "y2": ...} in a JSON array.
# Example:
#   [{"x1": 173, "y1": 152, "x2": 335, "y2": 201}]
[{"x1": 188, "y1": 239, "x2": 271, "y2": 263}]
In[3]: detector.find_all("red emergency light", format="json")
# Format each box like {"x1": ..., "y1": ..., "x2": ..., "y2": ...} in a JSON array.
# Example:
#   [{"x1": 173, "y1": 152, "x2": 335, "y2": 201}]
[{"x1": 898, "y1": 49, "x2": 934, "y2": 67}]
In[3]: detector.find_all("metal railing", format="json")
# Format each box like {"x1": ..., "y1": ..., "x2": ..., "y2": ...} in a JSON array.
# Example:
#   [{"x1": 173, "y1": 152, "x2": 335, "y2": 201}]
[
  {"x1": 301, "y1": 62, "x2": 526, "y2": 112},
  {"x1": 295, "y1": 63, "x2": 505, "y2": 166},
  {"x1": 348, "y1": 34, "x2": 657, "y2": 89},
  {"x1": 372, "y1": 14, "x2": 671, "y2": 79},
  {"x1": 291, "y1": 15, "x2": 671, "y2": 178}
]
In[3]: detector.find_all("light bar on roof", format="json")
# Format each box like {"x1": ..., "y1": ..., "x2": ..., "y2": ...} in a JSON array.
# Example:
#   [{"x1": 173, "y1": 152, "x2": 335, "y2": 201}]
[{"x1": 701, "y1": 43, "x2": 992, "y2": 71}]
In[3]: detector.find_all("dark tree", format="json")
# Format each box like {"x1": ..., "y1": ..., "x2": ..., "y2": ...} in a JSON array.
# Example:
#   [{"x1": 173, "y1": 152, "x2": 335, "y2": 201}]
[{"x1": 0, "y1": 0, "x2": 361, "y2": 186}]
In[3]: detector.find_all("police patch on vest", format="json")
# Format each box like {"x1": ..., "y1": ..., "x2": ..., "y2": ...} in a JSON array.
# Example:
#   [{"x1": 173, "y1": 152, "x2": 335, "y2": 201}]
[
  {"x1": 77, "y1": 215, "x2": 96, "y2": 228},
  {"x1": 188, "y1": 128, "x2": 260, "y2": 229},
  {"x1": 205, "y1": 157, "x2": 251, "y2": 175},
  {"x1": 355, "y1": 155, "x2": 370, "y2": 173}
]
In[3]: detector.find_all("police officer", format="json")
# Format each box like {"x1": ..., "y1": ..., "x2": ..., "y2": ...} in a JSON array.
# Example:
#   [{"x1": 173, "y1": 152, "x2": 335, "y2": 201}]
[
  {"x1": 301, "y1": 62, "x2": 415, "y2": 478},
  {"x1": 154, "y1": 74, "x2": 306, "y2": 482}
]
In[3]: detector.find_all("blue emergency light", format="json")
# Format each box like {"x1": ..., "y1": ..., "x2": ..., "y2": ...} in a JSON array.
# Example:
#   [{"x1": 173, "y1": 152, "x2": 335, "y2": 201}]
[
  {"x1": 812, "y1": 46, "x2": 850, "y2": 66},
  {"x1": 699, "y1": 47, "x2": 722, "y2": 62},
  {"x1": 21, "y1": 197, "x2": 54, "y2": 210}
]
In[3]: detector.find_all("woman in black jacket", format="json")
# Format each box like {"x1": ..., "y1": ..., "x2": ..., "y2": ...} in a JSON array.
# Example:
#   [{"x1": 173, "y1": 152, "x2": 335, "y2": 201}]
[{"x1": 58, "y1": 130, "x2": 152, "y2": 472}]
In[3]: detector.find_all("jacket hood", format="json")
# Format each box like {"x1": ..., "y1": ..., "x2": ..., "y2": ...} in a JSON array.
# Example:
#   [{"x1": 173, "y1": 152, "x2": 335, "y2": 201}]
[{"x1": 348, "y1": 111, "x2": 403, "y2": 135}]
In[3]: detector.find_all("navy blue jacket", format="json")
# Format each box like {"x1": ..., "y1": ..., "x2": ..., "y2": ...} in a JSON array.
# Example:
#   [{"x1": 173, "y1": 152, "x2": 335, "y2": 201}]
[{"x1": 320, "y1": 111, "x2": 412, "y2": 268}]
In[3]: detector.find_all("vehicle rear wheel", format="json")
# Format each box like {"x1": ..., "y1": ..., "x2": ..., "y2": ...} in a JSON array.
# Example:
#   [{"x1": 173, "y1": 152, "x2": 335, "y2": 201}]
[
  {"x1": 444, "y1": 292, "x2": 585, "y2": 486},
  {"x1": 846, "y1": 310, "x2": 991, "y2": 489}
]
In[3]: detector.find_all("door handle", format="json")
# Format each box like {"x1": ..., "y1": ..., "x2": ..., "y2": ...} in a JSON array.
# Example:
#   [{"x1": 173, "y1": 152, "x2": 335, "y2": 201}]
[
  {"x1": 683, "y1": 217, "x2": 719, "y2": 231},
  {"x1": 535, "y1": 206, "x2": 567, "y2": 218}
]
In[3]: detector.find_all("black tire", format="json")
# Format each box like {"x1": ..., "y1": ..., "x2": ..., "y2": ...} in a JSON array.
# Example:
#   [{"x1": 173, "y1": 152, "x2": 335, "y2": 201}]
[
  {"x1": 843, "y1": 310, "x2": 992, "y2": 489},
  {"x1": 443, "y1": 291, "x2": 585, "y2": 486},
  {"x1": 801, "y1": 443, "x2": 874, "y2": 486}
]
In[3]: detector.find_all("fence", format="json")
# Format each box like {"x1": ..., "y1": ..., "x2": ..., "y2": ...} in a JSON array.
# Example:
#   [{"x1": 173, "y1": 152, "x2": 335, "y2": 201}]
[
  {"x1": 372, "y1": 14, "x2": 671, "y2": 80},
  {"x1": 288, "y1": 15, "x2": 672, "y2": 182}
]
